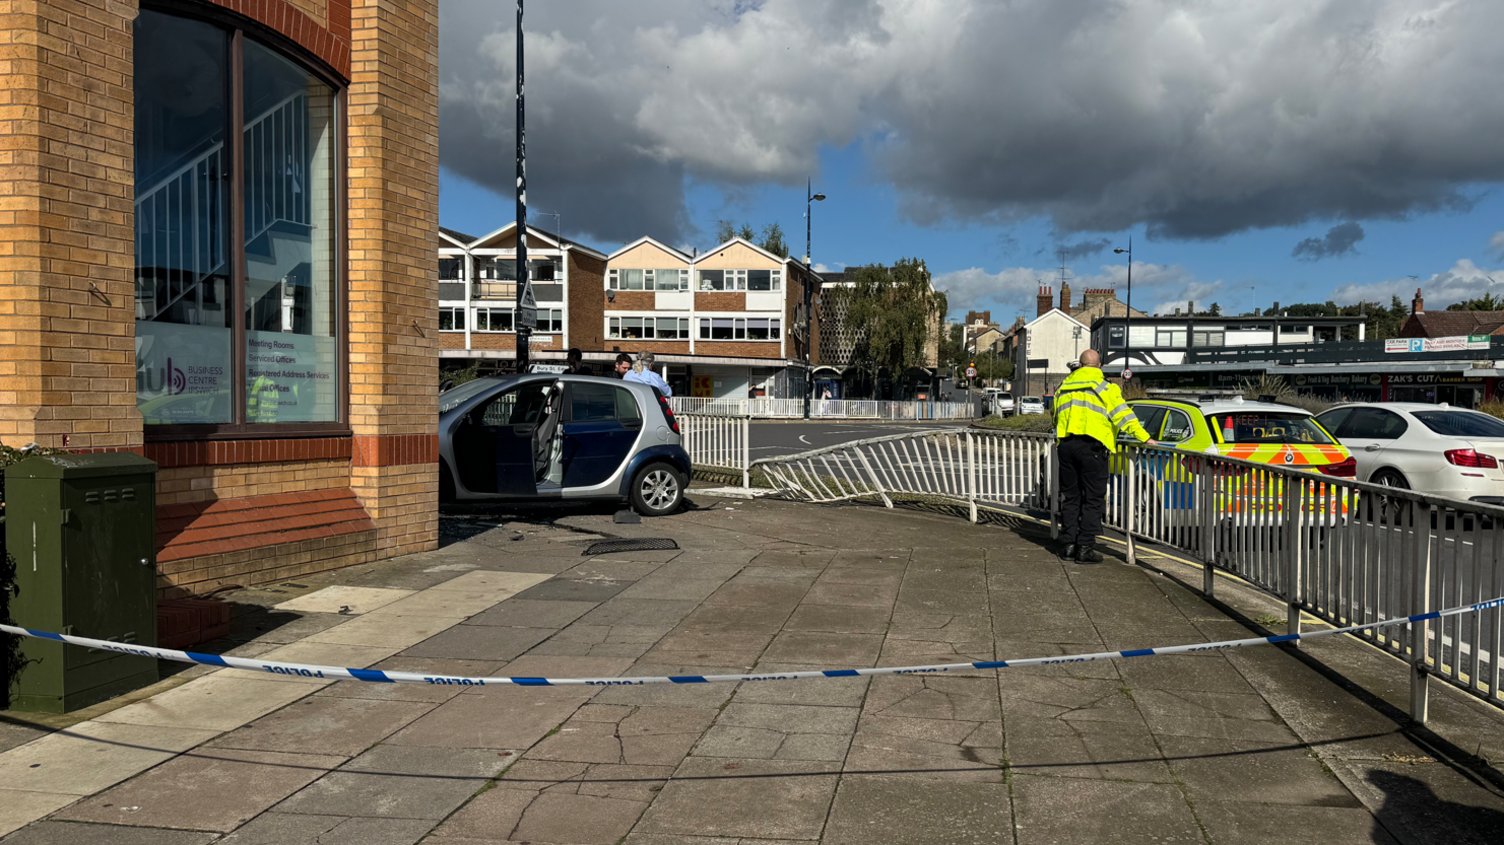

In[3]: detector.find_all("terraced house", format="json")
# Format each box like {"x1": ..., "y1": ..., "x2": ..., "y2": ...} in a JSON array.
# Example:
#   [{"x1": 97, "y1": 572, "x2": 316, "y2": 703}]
[
  {"x1": 436, "y1": 223, "x2": 608, "y2": 363},
  {"x1": 1, "y1": 0, "x2": 441, "y2": 595}
]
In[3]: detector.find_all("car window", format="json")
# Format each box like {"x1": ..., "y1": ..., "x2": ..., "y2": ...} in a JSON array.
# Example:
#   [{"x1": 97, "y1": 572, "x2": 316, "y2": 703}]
[
  {"x1": 440, "y1": 377, "x2": 503, "y2": 414},
  {"x1": 1412, "y1": 410, "x2": 1504, "y2": 438},
  {"x1": 1341, "y1": 409, "x2": 1407, "y2": 440},
  {"x1": 476, "y1": 382, "x2": 550, "y2": 427},
  {"x1": 1209, "y1": 412, "x2": 1333, "y2": 445},
  {"x1": 1315, "y1": 408, "x2": 1353, "y2": 437},
  {"x1": 568, "y1": 382, "x2": 642, "y2": 426},
  {"x1": 1130, "y1": 404, "x2": 1167, "y2": 439},
  {"x1": 1161, "y1": 408, "x2": 1195, "y2": 443}
]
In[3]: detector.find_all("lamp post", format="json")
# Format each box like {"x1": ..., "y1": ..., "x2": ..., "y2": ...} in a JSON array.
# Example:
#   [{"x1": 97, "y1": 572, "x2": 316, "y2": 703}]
[
  {"x1": 802, "y1": 180, "x2": 826, "y2": 420},
  {"x1": 1113, "y1": 237, "x2": 1132, "y2": 378}
]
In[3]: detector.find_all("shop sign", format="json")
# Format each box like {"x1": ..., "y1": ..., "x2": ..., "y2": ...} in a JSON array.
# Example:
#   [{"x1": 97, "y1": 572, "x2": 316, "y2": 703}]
[
  {"x1": 691, "y1": 375, "x2": 714, "y2": 397},
  {"x1": 246, "y1": 331, "x2": 338, "y2": 423},
  {"x1": 136, "y1": 323, "x2": 233, "y2": 424},
  {"x1": 1292, "y1": 374, "x2": 1383, "y2": 387},
  {"x1": 1387, "y1": 373, "x2": 1486, "y2": 385},
  {"x1": 1385, "y1": 335, "x2": 1492, "y2": 353}
]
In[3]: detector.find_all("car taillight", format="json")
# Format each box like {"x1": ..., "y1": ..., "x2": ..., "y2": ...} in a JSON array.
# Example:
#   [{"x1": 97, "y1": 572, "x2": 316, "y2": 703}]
[
  {"x1": 1444, "y1": 448, "x2": 1498, "y2": 468},
  {"x1": 658, "y1": 395, "x2": 680, "y2": 434},
  {"x1": 1317, "y1": 456, "x2": 1357, "y2": 477}
]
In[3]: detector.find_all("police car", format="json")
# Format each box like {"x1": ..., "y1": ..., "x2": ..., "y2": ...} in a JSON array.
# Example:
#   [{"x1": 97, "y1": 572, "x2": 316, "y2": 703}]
[{"x1": 1116, "y1": 395, "x2": 1354, "y2": 519}]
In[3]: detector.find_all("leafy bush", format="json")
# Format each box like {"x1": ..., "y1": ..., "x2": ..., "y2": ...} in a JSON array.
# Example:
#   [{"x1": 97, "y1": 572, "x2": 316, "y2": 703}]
[
  {"x1": 1119, "y1": 381, "x2": 1149, "y2": 400},
  {"x1": 1479, "y1": 399, "x2": 1504, "y2": 420},
  {"x1": 1239, "y1": 374, "x2": 1293, "y2": 403},
  {"x1": 1282, "y1": 394, "x2": 1334, "y2": 415},
  {"x1": 978, "y1": 413, "x2": 1054, "y2": 432}
]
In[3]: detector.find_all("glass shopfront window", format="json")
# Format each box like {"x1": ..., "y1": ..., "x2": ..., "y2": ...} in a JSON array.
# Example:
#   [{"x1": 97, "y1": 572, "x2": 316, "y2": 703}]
[{"x1": 134, "y1": 9, "x2": 342, "y2": 430}]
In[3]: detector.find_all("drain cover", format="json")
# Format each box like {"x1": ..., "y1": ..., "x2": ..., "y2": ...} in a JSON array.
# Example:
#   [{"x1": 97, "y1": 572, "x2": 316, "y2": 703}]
[{"x1": 583, "y1": 538, "x2": 680, "y2": 556}]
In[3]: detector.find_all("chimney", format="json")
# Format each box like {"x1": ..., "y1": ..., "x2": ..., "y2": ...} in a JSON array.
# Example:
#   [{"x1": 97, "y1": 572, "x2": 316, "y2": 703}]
[
  {"x1": 1187, "y1": 300, "x2": 1195, "y2": 316},
  {"x1": 1412, "y1": 288, "x2": 1424, "y2": 315},
  {"x1": 1036, "y1": 286, "x2": 1053, "y2": 318},
  {"x1": 1173, "y1": 307, "x2": 1181, "y2": 316},
  {"x1": 1272, "y1": 301, "x2": 1280, "y2": 315},
  {"x1": 1060, "y1": 281, "x2": 1072, "y2": 315}
]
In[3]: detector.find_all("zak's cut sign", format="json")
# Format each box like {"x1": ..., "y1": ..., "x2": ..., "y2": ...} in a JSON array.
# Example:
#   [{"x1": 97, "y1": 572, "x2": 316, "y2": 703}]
[{"x1": 1384, "y1": 335, "x2": 1491, "y2": 354}]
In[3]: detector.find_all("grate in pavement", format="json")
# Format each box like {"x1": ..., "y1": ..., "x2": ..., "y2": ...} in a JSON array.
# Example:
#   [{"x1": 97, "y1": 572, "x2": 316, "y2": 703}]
[{"x1": 583, "y1": 538, "x2": 680, "y2": 556}]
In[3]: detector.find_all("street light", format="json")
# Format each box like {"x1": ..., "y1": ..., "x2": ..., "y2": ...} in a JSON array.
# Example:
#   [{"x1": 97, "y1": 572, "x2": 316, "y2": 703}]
[
  {"x1": 803, "y1": 180, "x2": 826, "y2": 420},
  {"x1": 1113, "y1": 237, "x2": 1132, "y2": 378}
]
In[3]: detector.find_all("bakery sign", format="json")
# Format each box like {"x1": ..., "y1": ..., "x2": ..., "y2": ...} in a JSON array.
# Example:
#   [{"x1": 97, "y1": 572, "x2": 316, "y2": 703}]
[{"x1": 1386, "y1": 335, "x2": 1491, "y2": 353}]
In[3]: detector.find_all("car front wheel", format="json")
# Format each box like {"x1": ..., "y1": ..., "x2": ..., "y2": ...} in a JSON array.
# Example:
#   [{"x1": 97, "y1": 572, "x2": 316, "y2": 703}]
[{"x1": 631, "y1": 463, "x2": 684, "y2": 516}]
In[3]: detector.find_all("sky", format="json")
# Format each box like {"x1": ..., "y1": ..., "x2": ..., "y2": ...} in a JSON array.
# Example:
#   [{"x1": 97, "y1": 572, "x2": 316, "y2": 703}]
[{"x1": 436, "y1": 0, "x2": 1504, "y2": 324}]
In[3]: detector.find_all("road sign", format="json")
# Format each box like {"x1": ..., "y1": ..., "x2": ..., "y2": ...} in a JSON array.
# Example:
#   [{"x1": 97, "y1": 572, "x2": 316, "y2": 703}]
[
  {"x1": 1122, "y1": 367, "x2": 1134, "y2": 379},
  {"x1": 516, "y1": 282, "x2": 538, "y2": 330},
  {"x1": 966, "y1": 366, "x2": 977, "y2": 378}
]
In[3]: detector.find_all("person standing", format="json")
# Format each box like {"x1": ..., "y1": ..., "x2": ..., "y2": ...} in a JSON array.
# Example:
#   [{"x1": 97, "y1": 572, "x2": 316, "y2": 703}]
[
  {"x1": 612, "y1": 352, "x2": 633, "y2": 378},
  {"x1": 624, "y1": 352, "x2": 673, "y2": 396},
  {"x1": 563, "y1": 347, "x2": 594, "y2": 376},
  {"x1": 1053, "y1": 349, "x2": 1154, "y2": 563}
]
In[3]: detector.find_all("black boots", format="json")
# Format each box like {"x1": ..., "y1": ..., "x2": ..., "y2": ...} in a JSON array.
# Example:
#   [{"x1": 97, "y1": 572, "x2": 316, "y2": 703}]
[
  {"x1": 1075, "y1": 544, "x2": 1104, "y2": 564},
  {"x1": 1058, "y1": 542, "x2": 1078, "y2": 561}
]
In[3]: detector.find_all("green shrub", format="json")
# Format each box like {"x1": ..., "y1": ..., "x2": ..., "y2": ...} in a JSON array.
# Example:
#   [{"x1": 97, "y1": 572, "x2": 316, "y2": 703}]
[
  {"x1": 1479, "y1": 399, "x2": 1504, "y2": 420},
  {"x1": 978, "y1": 413, "x2": 1054, "y2": 433}
]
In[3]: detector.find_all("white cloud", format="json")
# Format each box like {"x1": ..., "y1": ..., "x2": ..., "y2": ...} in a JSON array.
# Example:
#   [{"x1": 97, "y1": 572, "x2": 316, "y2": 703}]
[
  {"x1": 1489, "y1": 231, "x2": 1504, "y2": 260},
  {"x1": 1331, "y1": 259, "x2": 1501, "y2": 307},
  {"x1": 934, "y1": 261, "x2": 1202, "y2": 319},
  {"x1": 812, "y1": 262, "x2": 846, "y2": 274},
  {"x1": 441, "y1": 0, "x2": 1504, "y2": 244}
]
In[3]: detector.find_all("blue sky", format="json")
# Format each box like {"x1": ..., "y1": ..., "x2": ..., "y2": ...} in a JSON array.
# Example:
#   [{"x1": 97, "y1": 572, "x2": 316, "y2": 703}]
[{"x1": 437, "y1": 0, "x2": 1504, "y2": 323}]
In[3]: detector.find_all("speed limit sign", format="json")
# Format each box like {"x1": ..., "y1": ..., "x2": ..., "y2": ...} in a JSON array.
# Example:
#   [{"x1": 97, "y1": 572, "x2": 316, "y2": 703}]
[
  {"x1": 966, "y1": 366, "x2": 977, "y2": 378},
  {"x1": 1122, "y1": 367, "x2": 1135, "y2": 380}
]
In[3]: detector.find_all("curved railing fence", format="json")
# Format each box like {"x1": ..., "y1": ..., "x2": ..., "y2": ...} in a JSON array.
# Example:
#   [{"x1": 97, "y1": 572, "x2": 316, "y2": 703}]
[{"x1": 751, "y1": 429, "x2": 1504, "y2": 721}]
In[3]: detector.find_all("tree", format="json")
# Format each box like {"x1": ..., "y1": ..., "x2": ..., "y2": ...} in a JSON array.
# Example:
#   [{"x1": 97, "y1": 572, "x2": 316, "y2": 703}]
[
  {"x1": 938, "y1": 322, "x2": 967, "y2": 374},
  {"x1": 1446, "y1": 292, "x2": 1504, "y2": 311},
  {"x1": 713, "y1": 220, "x2": 788, "y2": 257},
  {"x1": 842, "y1": 259, "x2": 944, "y2": 383},
  {"x1": 759, "y1": 223, "x2": 789, "y2": 258}
]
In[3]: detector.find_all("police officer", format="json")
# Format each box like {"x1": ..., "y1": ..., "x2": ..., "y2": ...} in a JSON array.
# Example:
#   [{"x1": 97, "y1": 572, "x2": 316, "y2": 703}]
[{"x1": 1053, "y1": 349, "x2": 1155, "y2": 563}]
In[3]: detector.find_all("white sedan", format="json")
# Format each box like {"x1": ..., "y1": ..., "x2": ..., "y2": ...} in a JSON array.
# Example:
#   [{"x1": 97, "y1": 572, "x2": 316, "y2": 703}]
[
  {"x1": 1018, "y1": 396, "x2": 1046, "y2": 415},
  {"x1": 1314, "y1": 403, "x2": 1504, "y2": 505}
]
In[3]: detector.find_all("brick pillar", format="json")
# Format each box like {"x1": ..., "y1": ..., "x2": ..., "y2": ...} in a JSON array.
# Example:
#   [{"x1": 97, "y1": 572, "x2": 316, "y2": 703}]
[
  {"x1": 0, "y1": 0, "x2": 139, "y2": 450},
  {"x1": 346, "y1": 0, "x2": 440, "y2": 557}
]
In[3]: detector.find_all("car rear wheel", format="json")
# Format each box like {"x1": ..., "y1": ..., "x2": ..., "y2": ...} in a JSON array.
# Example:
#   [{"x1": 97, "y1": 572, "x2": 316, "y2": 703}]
[
  {"x1": 631, "y1": 462, "x2": 684, "y2": 516},
  {"x1": 1367, "y1": 469, "x2": 1411, "y2": 523}
]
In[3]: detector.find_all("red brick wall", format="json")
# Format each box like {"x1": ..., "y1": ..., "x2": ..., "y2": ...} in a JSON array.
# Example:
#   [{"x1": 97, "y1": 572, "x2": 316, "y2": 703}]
[
  {"x1": 607, "y1": 291, "x2": 655, "y2": 311},
  {"x1": 696, "y1": 292, "x2": 746, "y2": 311},
  {"x1": 203, "y1": 0, "x2": 352, "y2": 78},
  {"x1": 568, "y1": 252, "x2": 606, "y2": 351},
  {"x1": 694, "y1": 341, "x2": 786, "y2": 359}
]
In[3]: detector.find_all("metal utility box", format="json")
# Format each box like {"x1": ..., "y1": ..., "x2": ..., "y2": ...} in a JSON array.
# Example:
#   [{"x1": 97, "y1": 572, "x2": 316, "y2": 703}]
[{"x1": 4, "y1": 453, "x2": 159, "y2": 713}]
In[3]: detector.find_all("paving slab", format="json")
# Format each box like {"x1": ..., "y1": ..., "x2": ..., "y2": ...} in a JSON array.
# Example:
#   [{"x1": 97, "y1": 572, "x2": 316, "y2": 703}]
[
  {"x1": 383, "y1": 686, "x2": 593, "y2": 750},
  {"x1": 398, "y1": 624, "x2": 554, "y2": 662},
  {"x1": 271, "y1": 745, "x2": 508, "y2": 820},
  {"x1": 822, "y1": 776, "x2": 1013, "y2": 845},
  {"x1": 206, "y1": 695, "x2": 436, "y2": 756},
  {"x1": 54, "y1": 747, "x2": 345, "y2": 832},
  {"x1": 218, "y1": 813, "x2": 436, "y2": 845},
  {"x1": 464, "y1": 598, "x2": 599, "y2": 628},
  {"x1": 273, "y1": 586, "x2": 414, "y2": 615},
  {"x1": 0, "y1": 721, "x2": 220, "y2": 796},
  {"x1": 635, "y1": 757, "x2": 841, "y2": 840},
  {"x1": 91, "y1": 674, "x2": 321, "y2": 732},
  {"x1": 0, "y1": 822, "x2": 218, "y2": 845},
  {"x1": 0, "y1": 791, "x2": 79, "y2": 840}
]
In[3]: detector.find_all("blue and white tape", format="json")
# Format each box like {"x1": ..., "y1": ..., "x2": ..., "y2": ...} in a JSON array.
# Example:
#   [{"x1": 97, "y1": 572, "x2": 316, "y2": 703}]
[{"x1": 3, "y1": 597, "x2": 1500, "y2": 687}]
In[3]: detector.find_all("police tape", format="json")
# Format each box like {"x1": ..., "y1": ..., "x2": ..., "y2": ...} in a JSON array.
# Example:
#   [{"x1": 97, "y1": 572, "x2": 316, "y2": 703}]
[{"x1": 3, "y1": 596, "x2": 1501, "y2": 687}]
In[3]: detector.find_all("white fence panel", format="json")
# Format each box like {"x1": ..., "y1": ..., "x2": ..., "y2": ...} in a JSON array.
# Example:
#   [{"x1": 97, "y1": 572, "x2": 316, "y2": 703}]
[{"x1": 678, "y1": 413, "x2": 750, "y2": 488}]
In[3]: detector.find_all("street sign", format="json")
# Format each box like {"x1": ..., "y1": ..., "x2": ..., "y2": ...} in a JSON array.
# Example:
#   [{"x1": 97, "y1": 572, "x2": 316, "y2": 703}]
[
  {"x1": 1027, "y1": 358, "x2": 1048, "y2": 369},
  {"x1": 966, "y1": 366, "x2": 977, "y2": 378},
  {"x1": 516, "y1": 282, "x2": 538, "y2": 330},
  {"x1": 1122, "y1": 367, "x2": 1134, "y2": 379}
]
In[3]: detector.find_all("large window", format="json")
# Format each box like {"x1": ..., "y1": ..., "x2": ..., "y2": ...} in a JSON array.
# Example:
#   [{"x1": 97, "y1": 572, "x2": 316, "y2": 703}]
[
  {"x1": 442, "y1": 307, "x2": 560, "y2": 333},
  {"x1": 608, "y1": 268, "x2": 688, "y2": 291},
  {"x1": 697, "y1": 269, "x2": 781, "y2": 292},
  {"x1": 608, "y1": 316, "x2": 690, "y2": 340},
  {"x1": 697, "y1": 317, "x2": 781, "y2": 341},
  {"x1": 134, "y1": 10, "x2": 341, "y2": 429}
]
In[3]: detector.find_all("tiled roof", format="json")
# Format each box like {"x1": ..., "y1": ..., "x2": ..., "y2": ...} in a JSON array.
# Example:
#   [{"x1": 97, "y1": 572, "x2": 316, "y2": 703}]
[
  {"x1": 1400, "y1": 310, "x2": 1504, "y2": 338},
  {"x1": 439, "y1": 226, "x2": 477, "y2": 243}
]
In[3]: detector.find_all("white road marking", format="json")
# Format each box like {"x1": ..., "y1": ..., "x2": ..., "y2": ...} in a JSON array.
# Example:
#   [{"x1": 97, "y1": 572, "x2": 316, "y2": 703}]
[{"x1": 798, "y1": 434, "x2": 811, "y2": 445}]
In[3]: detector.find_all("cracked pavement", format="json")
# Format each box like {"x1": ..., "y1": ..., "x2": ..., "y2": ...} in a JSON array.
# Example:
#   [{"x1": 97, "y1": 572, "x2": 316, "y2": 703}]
[{"x1": 2, "y1": 492, "x2": 1502, "y2": 843}]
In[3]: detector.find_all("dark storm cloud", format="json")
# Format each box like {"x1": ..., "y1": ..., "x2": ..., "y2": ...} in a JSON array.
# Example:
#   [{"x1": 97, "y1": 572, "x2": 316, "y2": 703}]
[
  {"x1": 1291, "y1": 222, "x2": 1366, "y2": 261},
  {"x1": 1054, "y1": 239, "x2": 1113, "y2": 262},
  {"x1": 439, "y1": 0, "x2": 1504, "y2": 245}
]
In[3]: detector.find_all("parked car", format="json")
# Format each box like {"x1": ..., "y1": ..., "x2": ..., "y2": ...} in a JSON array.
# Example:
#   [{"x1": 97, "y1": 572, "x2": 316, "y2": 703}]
[
  {"x1": 990, "y1": 391, "x2": 1015, "y2": 415},
  {"x1": 1018, "y1": 396, "x2": 1046, "y2": 415},
  {"x1": 1314, "y1": 403, "x2": 1504, "y2": 505},
  {"x1": 1119, "y1": 396, "x2": 1354, "y2": 520},
  {"x1": 438, "y1": 374, "x2": 691, "y2": 515}
]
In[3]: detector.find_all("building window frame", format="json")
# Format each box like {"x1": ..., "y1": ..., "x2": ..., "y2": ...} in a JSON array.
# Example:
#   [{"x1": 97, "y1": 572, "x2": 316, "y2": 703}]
[
  {"x1": 696, "y1": 315, "x2": 782, "y2": 341},
  {"x1": 697, "y1": 268, "x2": 781, "y2": 292},
  {"x1": 138, "y1": 2, "x2": 348, "y2": 441},
  {"x1": 608, "y1": 315, "x2": 690, "y2": 340},
  {"x1": 608, "y1": 268, "x2": 689, "y2": 291}
]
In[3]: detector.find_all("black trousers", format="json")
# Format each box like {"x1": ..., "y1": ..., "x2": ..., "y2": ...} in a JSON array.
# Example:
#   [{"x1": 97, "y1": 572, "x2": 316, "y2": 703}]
[{"x1": 1059, "y1": 435, "x2": 1109, "y2": 546}]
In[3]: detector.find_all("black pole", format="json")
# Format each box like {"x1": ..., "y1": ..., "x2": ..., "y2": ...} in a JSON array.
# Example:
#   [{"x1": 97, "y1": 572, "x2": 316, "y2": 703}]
[
  {"x1": 514, "y1": 0, "x2": 531, "y2": 373},
  {"x1": 1125, "y1": 236, "x2": 1131, "y2": 376},
  {"x1": 804, "y1": 180, "x2": 812, "y2": 419}
]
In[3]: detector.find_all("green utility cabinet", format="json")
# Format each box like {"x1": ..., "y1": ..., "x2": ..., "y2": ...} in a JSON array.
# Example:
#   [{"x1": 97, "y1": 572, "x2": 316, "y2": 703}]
[{"x1": 4, "y1": 453, "x2": 159, "y2": 713}]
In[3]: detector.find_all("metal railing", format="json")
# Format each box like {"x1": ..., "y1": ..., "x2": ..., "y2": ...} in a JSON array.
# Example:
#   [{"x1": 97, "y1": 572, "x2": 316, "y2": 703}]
[
  {"x1": 678, "y1": 412, "x2": 750, "y2": 488},
  {"x1": 668, "y1": 397, "x2": 982, "y2": 421},
  {"x1": 752, "y1": 431, "x2": 1503, "y2": 720}
]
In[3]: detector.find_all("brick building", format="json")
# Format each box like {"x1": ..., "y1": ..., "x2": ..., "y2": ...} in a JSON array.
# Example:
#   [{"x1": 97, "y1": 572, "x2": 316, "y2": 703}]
[{"x1": 1, "y1": 0, "x2": 441, "y2": 595}]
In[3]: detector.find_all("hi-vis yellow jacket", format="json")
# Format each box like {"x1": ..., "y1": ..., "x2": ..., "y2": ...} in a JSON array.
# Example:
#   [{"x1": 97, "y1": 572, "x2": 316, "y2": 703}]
[{"x1": 1053, "y1": 367, "x2": 1151, "y2": 452}]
